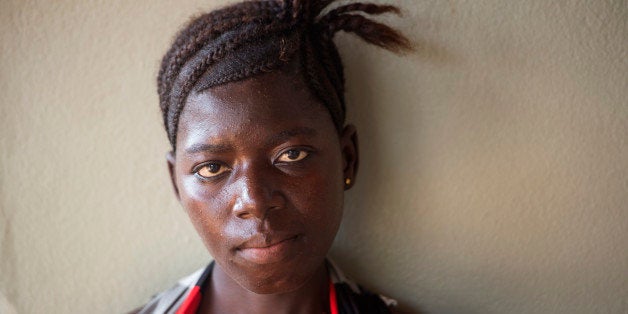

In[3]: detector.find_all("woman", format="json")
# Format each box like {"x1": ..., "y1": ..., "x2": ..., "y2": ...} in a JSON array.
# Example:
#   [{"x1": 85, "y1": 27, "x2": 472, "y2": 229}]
[{"x1": 135, "y1": 0, "x2": 410, "y2": 313}]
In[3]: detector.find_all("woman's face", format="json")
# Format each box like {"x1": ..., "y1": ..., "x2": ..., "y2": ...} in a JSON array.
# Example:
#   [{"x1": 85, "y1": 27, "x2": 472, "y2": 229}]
[{"x1": 168, "y1": 70, "x2": 358, "y2": 294}]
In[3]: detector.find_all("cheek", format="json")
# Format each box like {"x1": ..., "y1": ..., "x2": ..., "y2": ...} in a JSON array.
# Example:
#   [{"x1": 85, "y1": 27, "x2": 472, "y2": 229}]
[
  {"x1": 292, "y1": 163, "x2": 345, "y2": 237},
  {"x1": 180, "y1": 174, "x2": 231, "y2": 217},
  {"x1": 300, "y1": 179, "x2": 343, "y2": 218},
  {"x1": 179, "y1": 176, "x2": 232, "y2": 254}
]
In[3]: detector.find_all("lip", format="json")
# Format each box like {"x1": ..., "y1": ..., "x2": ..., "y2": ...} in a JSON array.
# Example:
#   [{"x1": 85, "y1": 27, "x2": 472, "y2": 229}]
[{"x1": 236, "y1": 234, "x2": 300, "y2": 265}]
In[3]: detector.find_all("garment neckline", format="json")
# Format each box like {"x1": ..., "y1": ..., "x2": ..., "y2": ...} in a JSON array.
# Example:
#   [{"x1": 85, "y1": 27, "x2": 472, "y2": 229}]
[{"x1": 175, "y1": 261, "x2": 338, "y2": 314}]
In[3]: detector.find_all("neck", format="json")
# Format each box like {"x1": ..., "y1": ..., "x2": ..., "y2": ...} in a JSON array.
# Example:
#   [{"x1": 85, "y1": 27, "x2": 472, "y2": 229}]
[{"x1": 199, "y1": 262, "x2": 329, "y2": 314}]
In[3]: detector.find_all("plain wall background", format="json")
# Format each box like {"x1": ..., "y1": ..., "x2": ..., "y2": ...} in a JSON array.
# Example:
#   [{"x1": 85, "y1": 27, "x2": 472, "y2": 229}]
[{"x1": 1, "y1": 0, "x2": 626, "y2": 313}]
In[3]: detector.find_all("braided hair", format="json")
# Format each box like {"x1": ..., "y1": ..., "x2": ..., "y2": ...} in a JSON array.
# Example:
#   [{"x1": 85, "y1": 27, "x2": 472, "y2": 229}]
[{"x1": 158, "y1": 0, "x2": 411, "y2": 150}]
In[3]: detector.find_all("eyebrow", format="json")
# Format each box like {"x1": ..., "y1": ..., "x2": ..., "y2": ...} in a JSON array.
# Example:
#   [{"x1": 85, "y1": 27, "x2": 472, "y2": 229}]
[
  {"x1": 265, "y1": 127, "x2": 318, "y2": 147},
  {"x1": 184, "y1": 143, "x2": 233, "y2": 154},
  {"x1": 183, "y1": 127, "x2": 318, "y2": 154}
]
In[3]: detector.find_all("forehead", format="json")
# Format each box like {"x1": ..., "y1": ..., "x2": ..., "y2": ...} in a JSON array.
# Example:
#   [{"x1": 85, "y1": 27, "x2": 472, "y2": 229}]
[{"x1": 176, "y1": 70, "x2": 337, "y2": 151}]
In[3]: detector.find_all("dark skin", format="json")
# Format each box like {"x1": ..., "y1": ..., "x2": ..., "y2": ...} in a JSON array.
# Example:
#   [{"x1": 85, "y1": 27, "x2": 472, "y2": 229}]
[{"x1": 166, "y1": 68, "x2": 359, "y2": 314}]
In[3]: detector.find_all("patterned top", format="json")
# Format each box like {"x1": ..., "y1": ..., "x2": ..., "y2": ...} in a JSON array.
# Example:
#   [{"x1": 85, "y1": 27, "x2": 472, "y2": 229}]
[{"x1": 134, "y1": 259, "x2": 396, "y2": 314}]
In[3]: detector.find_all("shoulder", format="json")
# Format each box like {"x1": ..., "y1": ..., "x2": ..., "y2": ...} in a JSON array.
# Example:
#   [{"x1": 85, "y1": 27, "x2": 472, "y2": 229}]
[
  {"x1": 131, "y1": 266, "x2": 209, "y2": 314},
  {"x1": 327, "y1": 259, "x2": 397, "y2": 314}
]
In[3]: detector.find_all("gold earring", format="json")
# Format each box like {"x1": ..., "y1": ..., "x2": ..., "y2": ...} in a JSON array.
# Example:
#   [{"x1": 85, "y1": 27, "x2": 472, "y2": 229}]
[{"x1": 345, "y1": 178, "x2": 351, "y2": 186}]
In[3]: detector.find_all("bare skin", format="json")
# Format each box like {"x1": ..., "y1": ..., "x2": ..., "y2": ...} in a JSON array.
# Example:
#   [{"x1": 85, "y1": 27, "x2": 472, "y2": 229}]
[
  {"x1": 167, "y1": 68, "x2": 359, "y2": 313},
  {"x1": 205, "y1": 261, "x2": 328, "y2": 314}
]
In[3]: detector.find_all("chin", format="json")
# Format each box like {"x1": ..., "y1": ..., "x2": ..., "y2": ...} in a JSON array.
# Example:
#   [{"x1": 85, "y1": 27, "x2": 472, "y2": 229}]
[{"x1": 232, "y1": 254, "x2": 324, "y2": 295}]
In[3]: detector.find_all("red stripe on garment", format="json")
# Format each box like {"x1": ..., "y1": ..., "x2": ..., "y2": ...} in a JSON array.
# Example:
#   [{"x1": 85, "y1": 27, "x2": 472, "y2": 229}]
[
  {"x1": 176, "y1": 286, "x2": 201, "y2": 314},
  {"x1": 329, "y1": 279, "x2": 339, "y2": 314}
]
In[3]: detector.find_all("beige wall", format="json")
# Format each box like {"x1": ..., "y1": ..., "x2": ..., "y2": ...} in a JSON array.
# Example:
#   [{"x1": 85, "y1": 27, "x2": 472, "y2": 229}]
[{"x1": 1, "y1": 0, "x2": 626, "y2": 313}]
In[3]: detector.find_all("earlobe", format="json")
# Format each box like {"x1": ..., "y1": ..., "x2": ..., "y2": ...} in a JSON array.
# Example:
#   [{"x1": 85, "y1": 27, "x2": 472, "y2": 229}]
[
  {"x1": 340, "y1": 124, "x2": 359, "y2": 190},
  {"x1": 166, "y1": 151, "x2": 181, "y2": 201}
]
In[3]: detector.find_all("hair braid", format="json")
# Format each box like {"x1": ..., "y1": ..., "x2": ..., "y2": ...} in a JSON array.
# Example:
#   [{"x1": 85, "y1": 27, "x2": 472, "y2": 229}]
[
  {"x1": 158, "y1": 0, "x2": 411, "y2": 150},
  {"x1": 321, "y1": 13, "x2": 411, "y2": 52},
  {"x1": 322, "y1": 3, "x2": 400, "y2": 18},
  {"x1": 158, "y1": 8, "x2": 282, "y2": 127},
  {"x1": 301, "y1": 33, "x2": 345, "y2": 130},
  {"x1": 167, "y1": 20, "x2": 292, "y2": 147}
]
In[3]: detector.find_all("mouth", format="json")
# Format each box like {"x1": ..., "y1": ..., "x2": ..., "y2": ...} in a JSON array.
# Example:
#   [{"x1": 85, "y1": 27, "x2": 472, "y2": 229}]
[{"x1": 236, "y1": 234, "x2": 300, "y2": 265}]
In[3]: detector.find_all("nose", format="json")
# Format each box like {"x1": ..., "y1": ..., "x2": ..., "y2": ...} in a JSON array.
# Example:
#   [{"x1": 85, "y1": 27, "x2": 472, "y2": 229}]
[{"x1": 232, "y1": 164, "x2": 283, "y2": 220}]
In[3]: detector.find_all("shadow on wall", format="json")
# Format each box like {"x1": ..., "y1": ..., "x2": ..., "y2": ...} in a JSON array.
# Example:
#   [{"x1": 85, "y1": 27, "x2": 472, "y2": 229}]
[
  {"x1": 0, "y1": 205, "x2": 18, "y2": 314},
  {"x1": 0, "y1": 292, "x2": 18, "y2": 314},
  {"x1": 330, "y1": 31, "x2": 457, "y2": 314}
]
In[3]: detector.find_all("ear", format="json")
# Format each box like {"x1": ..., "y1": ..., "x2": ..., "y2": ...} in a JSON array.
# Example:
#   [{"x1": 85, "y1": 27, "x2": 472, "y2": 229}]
[
  {"x1": 166, "y1": 151, "x2": 181, "y2": 201},
  {"x1": 339, "y1": 124, "x2": 359, "y2": 190}
]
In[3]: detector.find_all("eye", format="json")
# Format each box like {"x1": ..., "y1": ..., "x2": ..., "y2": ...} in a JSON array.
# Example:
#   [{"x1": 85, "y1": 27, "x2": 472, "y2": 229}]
[
  {"x1": 276, "y1": 149, "x2": 309, "y2": 163},
  {"x1": 195, "y1": 162, "x2": 230, "y2": 179}
]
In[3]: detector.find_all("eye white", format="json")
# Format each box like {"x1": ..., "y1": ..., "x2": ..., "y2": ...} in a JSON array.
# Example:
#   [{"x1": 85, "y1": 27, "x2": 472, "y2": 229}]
[
  {"x1": 277, "y1": 149, "x2": 308, "y2": 162},
  {"x1": 196, "y1": 163, "x2": 229, "y2": 178}
]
